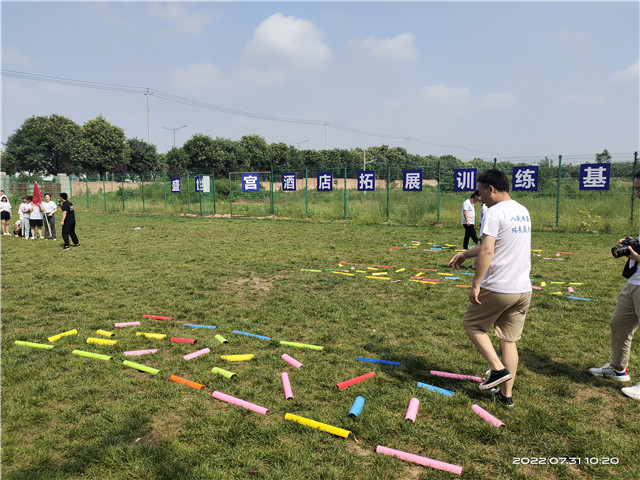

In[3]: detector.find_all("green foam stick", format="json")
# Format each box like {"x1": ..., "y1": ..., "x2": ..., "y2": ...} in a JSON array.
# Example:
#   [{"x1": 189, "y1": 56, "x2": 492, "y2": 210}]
[
  {"x1": 211, "y1": 367, "x2": 237, "y2": 379},
  {"x1": 215, "y1": 334, "x2": 228, "y2": 344},
  {"x1": 72, "y1": 350, "x2": 112, "y2": 361},
  {"x1": 14, "y1": 340, "x2": 54, "y2": 350},
  {"x1": 279, "y1": 340, "x2": 324, "y2": 351},
  {"x1": 122, "y1": 360, "x2": 160, "y2": 375}
]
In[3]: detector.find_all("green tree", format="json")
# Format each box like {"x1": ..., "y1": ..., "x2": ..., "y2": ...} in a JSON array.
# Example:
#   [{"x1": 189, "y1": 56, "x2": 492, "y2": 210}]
[
  {"x1": 164, "y1": 147, "x2": 189, "y2": 174},
  {"x1": 2, "y1": 114, "x2": 88, "y2": 175},
  {"x1": 127, "y1": 138, "x2": 159, "y2": 176},
  {"x1": 239, "y1": 135, "x2": 269, "y2": 171},
  {"x1": 595, "y1": 149, "x2": 612, "y2": 163},
  {"x1": 82, "y1": 115, "x2": 128, "y2": 175},
  {"x1": 182, "y1": 134, "x2": 218, "y2": 171}
]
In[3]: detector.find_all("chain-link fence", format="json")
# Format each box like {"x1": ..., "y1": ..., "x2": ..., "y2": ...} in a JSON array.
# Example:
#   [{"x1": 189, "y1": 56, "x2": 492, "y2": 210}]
[{"x1": 1, "y1": 152, "x2": 637, "y2": 233}]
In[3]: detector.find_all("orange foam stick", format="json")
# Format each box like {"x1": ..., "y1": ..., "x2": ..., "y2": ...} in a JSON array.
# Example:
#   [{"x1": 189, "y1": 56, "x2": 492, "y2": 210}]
[
  {"x1": 170, "y1": 337, "x2": 197, "y2": 344},
  {"x1": 336, "y1": 371, "x2": 376, "y2": 390},
  {"x1": 456, "y1": 285, "x2": 472, "y2": 288},
  {"x1": 170, "y1": 375, "x2": 205, "y2": 390},
  {"x1": 143, "y1": 315, "x2": 174, "y2": 320}
]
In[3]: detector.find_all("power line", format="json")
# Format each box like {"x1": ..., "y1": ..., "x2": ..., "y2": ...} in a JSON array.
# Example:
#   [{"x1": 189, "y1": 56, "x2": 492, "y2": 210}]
[{"x1": 1, "y1": 69, "x2": 506, "y2": 157}]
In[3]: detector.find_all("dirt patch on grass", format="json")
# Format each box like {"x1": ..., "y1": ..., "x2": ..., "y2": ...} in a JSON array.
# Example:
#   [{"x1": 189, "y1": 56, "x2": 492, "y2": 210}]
[{"x1": 225, "y1": 275, "x2": 282, "y2": 301}]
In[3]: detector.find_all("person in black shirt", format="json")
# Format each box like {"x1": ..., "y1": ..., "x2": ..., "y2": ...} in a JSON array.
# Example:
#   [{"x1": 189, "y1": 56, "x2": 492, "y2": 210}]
[{"x1": 60, "y1": 193, "x2": 80, "y2": 250}]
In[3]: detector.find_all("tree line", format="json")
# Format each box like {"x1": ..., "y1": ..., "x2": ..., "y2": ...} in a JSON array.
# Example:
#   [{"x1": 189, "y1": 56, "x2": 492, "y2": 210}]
[{"x1": 1, "y1": 114, "x2": 631, "y2": 188}]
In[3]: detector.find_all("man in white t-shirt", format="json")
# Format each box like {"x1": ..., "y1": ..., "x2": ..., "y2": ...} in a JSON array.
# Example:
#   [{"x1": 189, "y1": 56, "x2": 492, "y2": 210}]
[
  {"x1": 449, "y1": 169, "x2": 532, "y2": 407},
  {"x1": 589, "y1": 170, "x2": 640, "y2": 400},
  {"x1": 42, "y1": 194, "x2": 58, "y2": 240},
  {"x1": 461, "y1": 191, "x2": 480, "y2": 249}
]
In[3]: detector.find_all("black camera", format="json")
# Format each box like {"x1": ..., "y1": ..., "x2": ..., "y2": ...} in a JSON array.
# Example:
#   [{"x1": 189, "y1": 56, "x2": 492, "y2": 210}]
[{"x1": 612, "y1": 237, "x2": 640, "y2": 258}]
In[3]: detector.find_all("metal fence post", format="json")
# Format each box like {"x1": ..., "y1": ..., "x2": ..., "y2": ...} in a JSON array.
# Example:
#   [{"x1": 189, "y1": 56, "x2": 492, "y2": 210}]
[
  {"x1": 163, "y1": 174, "x2": 167, "y2": 211},
  {"x1": 632, "y1": 151, "x2": 638, "y2": 228},
  {"x1": 102, "y1": 176, "x2": 106, "y2": 212},
  {"x1": 187, "y1": 172, "x2": 191, "y2": 214},
  {"x1": 271, "y1": 166, "x2": 275, "y2": 215},
  {"x1": 555, "y1": 155, "x2": 562, "y2": 228},
  {"x1": 437, "y1": 160, "x2": 441, "y2": 222},
  {"x1": 387, "y1": 163, "x2": 390, "y2": 222},
  {"x1": 305, "y1": 166, "x2": 309, "y2": 218},
  {"x1": 141, "y1": 175, "x2": 146, "y2": 213},
  {"x1": 212, "y1": 173, "x2": 216, "y2": 215},
  {"x1": 85, "y1": 176, "x2": 90, "y2": 210},
  {"x1": 344, "y1": 165, "x2": 347, "y2": 220},
  {"x1": 121, "y1": 176, "x2": 125, "y2": 211}
]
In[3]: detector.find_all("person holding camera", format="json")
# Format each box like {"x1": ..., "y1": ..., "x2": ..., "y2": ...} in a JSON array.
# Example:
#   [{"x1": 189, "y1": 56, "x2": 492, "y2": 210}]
[{"x1": 589, "y1": 172, "x2": 640, "y2": 400}]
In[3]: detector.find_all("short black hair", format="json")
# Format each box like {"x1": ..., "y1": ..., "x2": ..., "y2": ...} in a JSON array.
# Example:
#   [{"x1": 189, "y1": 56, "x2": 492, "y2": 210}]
[
  {"x1": 470, "y1": 190, "x2": 480, "y2": 199},
  {"x1": 477, "y1": 169, "x2": 509, "y2": 192},
  {"x1": 60, "y1": 193, "x2": 68, "y2": 200}
]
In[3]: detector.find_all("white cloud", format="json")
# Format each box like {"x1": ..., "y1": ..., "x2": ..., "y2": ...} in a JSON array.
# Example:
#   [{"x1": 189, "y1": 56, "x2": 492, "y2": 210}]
[
  {"x1": 610, "y1": 59, "x2": 639, "y2": 83},
  {"x1": 242, "y1": 13, "x2": 332, "y2": 79},
  {"x1": 479, "y1": 92, "x2": 515, "y2": 110},
  {"x1": 419, "y1": 84, "x2": 472, "y2": 110},
  {"x1": 556, "y1": 93, "x2": 607, "y2": 109},
  {"x1": 347, "y1": 33, "x2": 419, "y2": 61},
  {"x1": 169, "y1": 62, "x2": 227, "y2": 93},
  {"x1": 2, "y1": 47, "x2": 38, "y2": 70},
  {"x1": 147, "y1": 3, "x2": 220, "y2": 37}
]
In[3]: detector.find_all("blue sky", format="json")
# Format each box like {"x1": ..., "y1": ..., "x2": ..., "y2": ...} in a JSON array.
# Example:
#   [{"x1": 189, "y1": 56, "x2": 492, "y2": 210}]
[{"x1": 2, "y1": 1, "x2": 638, "y2": 160}]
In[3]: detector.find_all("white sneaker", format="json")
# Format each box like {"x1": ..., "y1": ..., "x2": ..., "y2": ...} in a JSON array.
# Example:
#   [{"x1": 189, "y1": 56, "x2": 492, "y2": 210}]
[
  {"x1": 621, "y1": 382, "x2": 640, "y2": 400},
  {"x1": 588, "y1": 363, "x2": 630, "y2": 382}
]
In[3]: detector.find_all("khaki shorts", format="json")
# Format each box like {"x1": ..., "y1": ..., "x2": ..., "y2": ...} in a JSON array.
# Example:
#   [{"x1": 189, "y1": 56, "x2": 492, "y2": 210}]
[{"x1": 462, "y1": 289, "x2": 531, "y2": 342}]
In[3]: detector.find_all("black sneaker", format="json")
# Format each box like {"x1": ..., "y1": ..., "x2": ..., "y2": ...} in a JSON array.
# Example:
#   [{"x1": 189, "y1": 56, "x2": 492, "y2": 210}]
[
  {"x1": 479, "y1": 368, "x2": 511, "y2": 390},
  {"x1": 73, "y1": 244, "x2": 80, "y2": 247},
  {"x1": 493, "y1": 390, "x2": 514, "y2": 407},
  {"x1": 63, "y1": 246, "x2": 70, "y2": 250}
]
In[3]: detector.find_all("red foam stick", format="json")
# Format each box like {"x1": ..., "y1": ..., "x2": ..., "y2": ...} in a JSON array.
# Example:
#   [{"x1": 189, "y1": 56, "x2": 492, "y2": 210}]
[
  {"x1": 336, "y1": 371, "x2": 376, "y2": 390},
  {"x1": 143, "y1": 315, "x2": 174, "y2": 320},
  {"x1": 170, "y1": 337, "x2": 197, "y2": 344},
  {"x1": 412, "y1": 268, "x2": 438, "y2": 272},
  {"x1": 372, "y1": 265, "x2": 394, "y2": 268}
]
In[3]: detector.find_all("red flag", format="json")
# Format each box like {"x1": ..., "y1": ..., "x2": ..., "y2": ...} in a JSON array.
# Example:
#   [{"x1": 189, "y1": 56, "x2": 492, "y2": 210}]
[{"x1": 32, "y1": 182, "x2": 43, "y2": 210}]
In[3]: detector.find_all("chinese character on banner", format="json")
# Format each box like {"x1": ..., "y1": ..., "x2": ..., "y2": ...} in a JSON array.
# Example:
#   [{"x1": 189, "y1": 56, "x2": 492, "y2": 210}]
[
  {"x1": 580, "y1": 163, "x2": 610, "y2": 190},
  {"x1": 403, "y1": 170, "x2": 423, "y2": 191},
  {"x1": 194, "y1": 176, "x2": 210, "y2": 193},
  {"x1": 357, "y1": 170, "x2": 376, "y2": 191},
  {"x1": 171, "y1": 178, "x2": 181, "y2": 193},
  {"x1": 512, "y1": 166, "x2": 539, "y2": 191},
  {"x1": 317, "y1": 172, "x2": 333, "y2": 191},
  {"x1": 282, "y1": 173, "x2": 296, "y2": 191},
  {"x1": 242, "y1": 173, "x2": 260, "y2": 192},
  {"x1": 454, "y1": 168, "x2": 477, "y2": 192}
]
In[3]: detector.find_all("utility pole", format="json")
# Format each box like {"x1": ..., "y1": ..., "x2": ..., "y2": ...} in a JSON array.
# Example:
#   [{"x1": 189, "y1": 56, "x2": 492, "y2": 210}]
[{"x1": 146, "y1": 89, "x2": 152, "y2": 144}]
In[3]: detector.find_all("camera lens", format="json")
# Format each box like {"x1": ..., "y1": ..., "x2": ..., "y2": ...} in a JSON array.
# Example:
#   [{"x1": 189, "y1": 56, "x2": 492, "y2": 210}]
[{"x1": 612, "y1": 245, "x2": 630, "y2": 258}]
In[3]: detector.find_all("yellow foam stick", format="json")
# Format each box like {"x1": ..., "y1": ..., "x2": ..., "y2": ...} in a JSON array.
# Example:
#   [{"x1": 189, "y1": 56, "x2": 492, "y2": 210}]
[
  {"x1": 47, "y1": 329, "x2": 78, "y2": 343},
  {"x1": 332, "y1": 271, "x2": 355, "y2": 276},
  {"x1": 371, "y1": 272, "x2": 388, "y2": 276},
  {"x1": 221, "y1": 354, "x2": 255, "y2": 361},
  {"x1": 367, "y1": 267, "x2": 378, "y2": 271},
  {"x1": 395, "y1": 268, "x2": 406, "y2": 273},
  {"x1": 411, "y1": 280, "x2": 437, "y2": 284},
  {"x1": 532, "y1": 249, "x2": 542, "y2": 252},
  {"x1": 454, "y1": 249, "x2": 465, "y2": 252},
  {"x1": 550, "y1": 281, "x2": 565, "y2": 284},
  {"x1": 437, "y1": 272, "x2": 450, "y2": 276},
  {"x1": 540, "y1": 282, "x2": 547, "y2": 287},
  {"x1": 356, "y1": 270, "x2": 367, "y2": 273},
  {"x1": 550, "y1": 292, "x2": 563, "y2": 295},
  {"x1": 96, "y1": 329, "x2": 115, "y2": 337},
  {"x1": 444, "y1": 244, "x2": 455, "y2": 247},
  {"x1": 86, "y1": 337, "x2": 117, "y2": 346},
  {"x1": 285, "y1": 413, "x2": 350, "y2": 438},
  {"x1": 366, "y1": 276, "x2": 390, "y2": 280},
  {"x1": 136, "y1": 332, "x2": 167, "y2": 339}
]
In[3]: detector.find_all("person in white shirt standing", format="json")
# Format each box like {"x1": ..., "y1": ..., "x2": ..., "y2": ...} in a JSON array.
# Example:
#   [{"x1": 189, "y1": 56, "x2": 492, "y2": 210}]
[
  {"x1": 449, "y1": 169, "x2": 532, "y2": 407},
  {"x1": 461, "y1": 191, "x2": 480, "y2": 249},
  {"x1": 42, "y1": 194, "x2": 58, "y2": 240},
  {"x1": 29, "y1": 195, "x2": 44, "y2": 239},
  {"x1": 0, "y1": 195, "x2": 11, "y2": 235},
  {"x1": 18, "y1": 197, "x2": 31, "y2": 239}
]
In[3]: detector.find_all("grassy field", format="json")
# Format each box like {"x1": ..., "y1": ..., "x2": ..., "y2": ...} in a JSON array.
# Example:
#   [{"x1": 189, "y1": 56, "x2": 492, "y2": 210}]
[{"x1": 2, "y1": 213, "x2": 640, "y2": 480}]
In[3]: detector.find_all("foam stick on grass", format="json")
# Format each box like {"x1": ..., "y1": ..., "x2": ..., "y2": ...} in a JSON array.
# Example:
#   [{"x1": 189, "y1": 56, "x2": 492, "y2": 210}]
[
  {"x1": 567, "y1": 296, "x2": 597, "y2": 301},
  {"x1": 375, "y1": 445, "x2": 463, "y2": 475},
  {"x1": 348, "y1": 396, "x2": 365, "y2": 417},
  {"x1": 471, "y1": 404, "x2": 505, "y2": 428},
  {"x1": 183, "y1": 348, "x2": 210, "y2": 360},
  {"x1": 183, "y1": 324, "x2": 216, "y2": 329},
  {"x1": 47, "y1": 329, "x2": 78, "y2": 342},
  {"x1": 416, "y1": 382, "x2": 454, "y2": 396},
  {"x1": 356, "y1": 357, "x2": 400, "y2": 367},
  {"x1": 215, "y1": 334, "x2": 228, "y2": 344},
  {"x1": 221, "y1": 354, "x2": 254, "y2": 361},
  {"x1": 232, "y1": 330, "x2": 271, "y2": 341},
  {"x1": 122, "y1": 360, "x2": 160, "y2": 375},
  {"x1": 300, "y1": 269, "x2": 322, "y2": 272},
  {"x1": 124, "y1": 349, "x2": 158, "y2": 357},
  {"x1": 279, "y1": 341, "x2": 323, "y2": 350},
  {"x1": 142, "y1": 315, "x2": 174, "y2": 320},
  {"x1": 72, "y1": 350, "x2": 112, "y2": 361},
  {"x1": 96, "y1": 329, "x2": 115, "y2": 337},
  {"x1": 429, "y1": 370, "x2": 483, "y2": 382},
  {"x1": 170, "y1": 375, "x2": 205, "y2": 390},
  {"x1": 281, "y1": 353, "x2": 303, "y2": 368},
  {"x1": 284, "y1": 413, "x2": 350, "y2": 438},
  {"x1": 14, "y1": 340, "x2": 54, "y2": 350},
  {"x1": 86, "y1": 337, "x2": 117, "y2": 346},
  {"x1": 114, "y1": 321, "x2": 140, "y2": 327},
  {"x1": 405, "y1": 398, "x2": 419, "y2": 422},
  {"x1": 136, "y1": 332, "x2": 166, "y2": 339},
  {"x1": 211, "y1": 367, "x2": 237, "y2": 379},
  {"x1": 211, "y1": 391, "x2": 268, "y2": 414},
  {"x1": 170, "y1": 337, "x2": 197, "y2": 344},
  {"x1": 281, "y1": 372, "x2": 293, "y2": 399},
  {"x1": 336, "y1": 371, "x2": 376, "y2": 390}
]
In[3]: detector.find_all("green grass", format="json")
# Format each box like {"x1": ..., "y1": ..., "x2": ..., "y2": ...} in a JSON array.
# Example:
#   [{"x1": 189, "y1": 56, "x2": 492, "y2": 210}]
[{"x1": 2, "y1": 213, "x2": 640, "y2": 479}]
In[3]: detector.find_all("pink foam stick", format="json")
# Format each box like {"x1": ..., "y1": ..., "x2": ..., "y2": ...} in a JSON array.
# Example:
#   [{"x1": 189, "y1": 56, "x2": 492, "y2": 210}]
[
  {"x1": 183, "y1": 347, "x2": 210, "y2": 360},
  {"x1": 471, "y1": 404, "x2": 505, "y2": 428},
  {"x1": 281, "y1": 372, "x2": 293, "y2": 399},
  {"x1": 532, "y1": 286, "x2": 543, "y2": 290},
  {"x1": 404, "y1": 398, "x2": 419, "y2": 422},
  {"x1": 123, "y1": 349, "x2": 158, "y2": 356},
  {"x1": 375, "y1": 445, "x2": 463, "y2": 475},
  {"x1": 211, "y1": 391, "x2": 268, "y2": 415},
  {"x1": 568, "y1": 287, "x2": 575, "y2": 293},
  {"x1": 281, "y1": 353, "x2": 303, "y2": 369},
  {"x1": 114, "y1": 322, "x2": 141, "y2": 327},
  {"x1": 430, "y1": 370, "x2": 483, "y2": 382}
]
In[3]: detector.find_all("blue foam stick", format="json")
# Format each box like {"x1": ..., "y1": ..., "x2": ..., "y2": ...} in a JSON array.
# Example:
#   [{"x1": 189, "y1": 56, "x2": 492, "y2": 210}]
[
  {"x1": 417, "y1": 382, "x2": 455, "y2": 396},
  {"x1": 445, "y1": 276, "x2": 461, "y2": 280},
  {"x1": 232, "y1": 330, "x2": 271, "y2": 341},
  {"x1": 348, "y1": 396, "x2": 365, "y2": 417},
  {"x1": 356, "y1": 357, "x2": 400, "y2": 367},
  {"x1": 567, "y1": 296, "x2": 598, "y2": 302},
  {"x1": 462, "y1": 272, "x2": 475, "y2": 275},
  {"x1": 183, "y1": 324, "x2": 217, "y2": 329}
]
